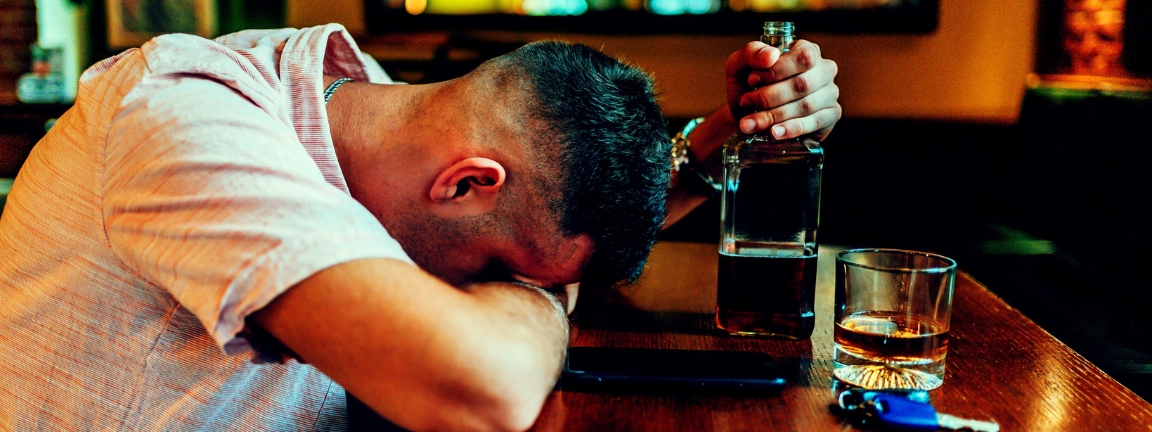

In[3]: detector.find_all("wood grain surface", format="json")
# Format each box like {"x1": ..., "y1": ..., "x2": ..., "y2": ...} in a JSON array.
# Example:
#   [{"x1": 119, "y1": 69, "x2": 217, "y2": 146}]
[{"x1": 531, "y1": 241, "x2": 1152, "y2": 431}]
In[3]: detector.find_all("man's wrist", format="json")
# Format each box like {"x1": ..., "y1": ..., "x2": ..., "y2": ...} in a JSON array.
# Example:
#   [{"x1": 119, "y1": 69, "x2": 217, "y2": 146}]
[{"x1": 670, "y1": 117, "x2": 723, "y2": 196}]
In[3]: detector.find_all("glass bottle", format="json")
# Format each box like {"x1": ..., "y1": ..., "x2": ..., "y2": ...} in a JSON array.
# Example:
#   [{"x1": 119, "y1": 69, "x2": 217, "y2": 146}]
[{"x1": 716, "y1": 21, "x2": 823, "y2": 339}]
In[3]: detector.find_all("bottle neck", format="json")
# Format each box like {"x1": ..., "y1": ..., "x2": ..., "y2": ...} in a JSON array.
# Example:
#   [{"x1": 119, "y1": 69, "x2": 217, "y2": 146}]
[
  {"x1": 761, "y1": 33, "x2": 794, "y2": 52},
  {"x1": 762, "y1": 21, "x2": 795, "y2": 53}
]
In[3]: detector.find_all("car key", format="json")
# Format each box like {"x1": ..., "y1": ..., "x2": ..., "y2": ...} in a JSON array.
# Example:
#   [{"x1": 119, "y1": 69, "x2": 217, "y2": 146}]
[{"x1": 862, "y1": 394, "x2": 1000, "y2": 431}]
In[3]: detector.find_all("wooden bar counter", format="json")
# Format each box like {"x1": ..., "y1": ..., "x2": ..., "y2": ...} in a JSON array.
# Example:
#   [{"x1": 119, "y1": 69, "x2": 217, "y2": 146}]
[{"x1": 529, "y1": 241, "x2": 1152, "y2": 431}]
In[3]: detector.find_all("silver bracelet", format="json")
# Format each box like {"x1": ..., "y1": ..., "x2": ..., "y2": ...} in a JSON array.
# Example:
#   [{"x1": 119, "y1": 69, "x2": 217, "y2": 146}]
[
  {"x1": 670, "y1": 117, "x2": 723, "y2": 195},
  {"x1": 323, "y1": 78, "x2": 353, "y2": 105}
]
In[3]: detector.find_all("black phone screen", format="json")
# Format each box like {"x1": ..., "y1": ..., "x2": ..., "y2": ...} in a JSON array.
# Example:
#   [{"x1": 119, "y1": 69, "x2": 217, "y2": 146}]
[{"x1": 561, "y1": 347, "x2": 785, "y2": 392}]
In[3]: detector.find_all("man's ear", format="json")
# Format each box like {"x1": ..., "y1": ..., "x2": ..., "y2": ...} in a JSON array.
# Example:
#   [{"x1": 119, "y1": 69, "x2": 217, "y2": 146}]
[{"x1": 429, "y1": 157, "x2": 507, "y2": 205}]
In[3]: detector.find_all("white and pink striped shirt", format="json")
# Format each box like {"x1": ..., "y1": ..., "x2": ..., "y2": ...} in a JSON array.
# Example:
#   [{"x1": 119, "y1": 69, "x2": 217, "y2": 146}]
[{"x1": 0, "y1": 25, "x2": 412, "y2": 430}]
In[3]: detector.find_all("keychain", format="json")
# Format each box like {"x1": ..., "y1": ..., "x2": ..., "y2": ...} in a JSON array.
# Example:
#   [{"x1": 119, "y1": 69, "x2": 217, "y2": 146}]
[{"x1": 837, "y1": 389, "x2": 999, "y2": 431}]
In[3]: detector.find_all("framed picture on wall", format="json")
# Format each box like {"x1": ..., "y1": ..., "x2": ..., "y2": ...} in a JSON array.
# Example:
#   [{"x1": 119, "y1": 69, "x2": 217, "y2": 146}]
[{"x1": 106, "y1": 0, "x2": 217, "y2": 49}]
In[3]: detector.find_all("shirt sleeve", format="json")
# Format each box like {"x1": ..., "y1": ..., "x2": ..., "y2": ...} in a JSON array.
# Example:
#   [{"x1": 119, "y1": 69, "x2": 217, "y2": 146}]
[{"x1": 102, "y1": 72, "x2": 413, "y2": 360}]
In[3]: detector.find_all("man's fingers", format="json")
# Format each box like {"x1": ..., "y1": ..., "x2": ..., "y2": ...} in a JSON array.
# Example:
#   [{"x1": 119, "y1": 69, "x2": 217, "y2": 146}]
[
  {"x1": 744, "y1": 41, "x2": 782, "y2": 70},
  {"x1": 760, "y1": 40, "x2": 823, "y2": 83},
  {"x1": 740, "y1": 58, "x2": 837, "y2": 112},
  {"x1": 769, "y1": 106, "x2": 842, "y2": 141},
  {"x1": 738, "y1": 84, "x2": 840, "y2": 134},
  {"x1": 726, "y1": 41, "x2": 783, "y2": 117},
  {"x1": 726, "y1": 41, "x2": 781, "y2": 81},
  {"x1": 563, "y1": 283, "x2": 579, "y2": 315},
  {"x1": 727, "y1": 39, "x2": 839, "y2": 139}
]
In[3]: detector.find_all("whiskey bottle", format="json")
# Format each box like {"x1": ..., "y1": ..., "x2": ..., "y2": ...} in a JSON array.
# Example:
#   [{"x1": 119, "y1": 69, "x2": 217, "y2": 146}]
[{"x1": 716, "y1": 21, "x2": 824, "y2": 339}]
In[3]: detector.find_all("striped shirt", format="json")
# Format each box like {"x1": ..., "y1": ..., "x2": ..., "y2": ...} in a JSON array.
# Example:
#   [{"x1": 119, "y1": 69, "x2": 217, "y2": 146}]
[{"x1": 0, "y1": 25, "x2": 412, "y2": 430}]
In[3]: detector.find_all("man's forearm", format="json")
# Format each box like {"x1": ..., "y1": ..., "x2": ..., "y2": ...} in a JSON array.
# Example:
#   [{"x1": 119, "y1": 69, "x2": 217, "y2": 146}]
[
  {"x1": 252, "y1": 258, "x2": 568, "y2": 432},
  {"x1": 664, "y1": 107, "x2": 737, "y2": 229},
  {"x1": 466, "y1": 280, "x2": 571, "y2": 380}
]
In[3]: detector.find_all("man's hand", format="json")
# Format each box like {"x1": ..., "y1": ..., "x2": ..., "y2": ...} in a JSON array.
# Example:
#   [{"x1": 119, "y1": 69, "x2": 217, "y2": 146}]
[
  {"x1": 510, "y1": 278, "x2": 578, "y2": 315},
  {"x1": 663, "y1": 40, "x2": 840, "y2": 229},
  {"x1": 560, "y1": 283, "x2": 579, "y2": 315},
  {"x1": 725, "y1": 40, "x2": 841, "y2": 142}
]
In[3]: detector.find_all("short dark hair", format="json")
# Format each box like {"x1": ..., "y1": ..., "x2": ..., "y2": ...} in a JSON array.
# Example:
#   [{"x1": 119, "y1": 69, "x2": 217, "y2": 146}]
[{"x1": 502, "y1": 41, "x2": 671, "y2": 286}]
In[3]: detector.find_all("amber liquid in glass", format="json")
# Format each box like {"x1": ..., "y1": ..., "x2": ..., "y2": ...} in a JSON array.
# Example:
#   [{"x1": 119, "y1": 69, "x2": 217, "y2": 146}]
[{"x1": 833, "y1": 311, "x2": 950, "y2": 390}]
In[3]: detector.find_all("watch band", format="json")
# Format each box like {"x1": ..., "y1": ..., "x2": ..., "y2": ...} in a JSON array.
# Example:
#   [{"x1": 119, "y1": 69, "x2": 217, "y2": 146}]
[{"x1": 670, "y1": 117, "x2": 723, "y2": 195}]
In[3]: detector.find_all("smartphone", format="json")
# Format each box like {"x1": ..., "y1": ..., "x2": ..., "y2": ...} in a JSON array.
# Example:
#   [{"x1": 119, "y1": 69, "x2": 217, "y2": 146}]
[{"x1": 561, "y1": 347, "x2": 785, "y2": 392}]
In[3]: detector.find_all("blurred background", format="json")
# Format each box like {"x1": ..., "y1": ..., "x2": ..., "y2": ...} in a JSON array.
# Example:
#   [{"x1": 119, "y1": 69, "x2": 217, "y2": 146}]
[{"x1": 1, "y1": 0, "x2": 1150, "y2": 400}]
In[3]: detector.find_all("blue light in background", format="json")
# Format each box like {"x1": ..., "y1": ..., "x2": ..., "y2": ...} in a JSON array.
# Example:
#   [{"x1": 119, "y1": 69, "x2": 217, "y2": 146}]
[
  {"x1": 523, "y1": 0, "x2": 590, "y2": 15},
  {"x1": 647, "y1": 0, "x2": 720, "y2": 15}
]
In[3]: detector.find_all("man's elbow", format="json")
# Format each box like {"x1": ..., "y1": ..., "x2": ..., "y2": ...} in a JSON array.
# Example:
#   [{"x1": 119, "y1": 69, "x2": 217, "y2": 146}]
[
  {"x1": 467, "y1": 350, "x2": 558, "y2": 431},
  {"x1": 405, "y1": 346, "x2": 558, "y2": 431},
  {"x1": 455, "y1": 284, "x2": 568, "y2": 431},
  {"x1": 478, "y1": 389, "x2": 549, "y2": 432}
]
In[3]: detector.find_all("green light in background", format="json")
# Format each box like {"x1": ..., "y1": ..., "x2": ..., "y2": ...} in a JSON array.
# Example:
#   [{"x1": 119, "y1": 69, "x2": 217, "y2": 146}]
[
  {"x1": 523, "y1": 0, "x2": 589, "y2": 15},
  {"x1": 647, "y1": 0, "x2": 720, "y2": 15}
]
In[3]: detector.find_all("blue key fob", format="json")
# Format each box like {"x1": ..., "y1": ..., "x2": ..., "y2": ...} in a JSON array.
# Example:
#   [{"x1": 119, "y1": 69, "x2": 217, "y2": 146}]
[{"x1": 867, "y1": 394, "x2": 938, "y2": 431}]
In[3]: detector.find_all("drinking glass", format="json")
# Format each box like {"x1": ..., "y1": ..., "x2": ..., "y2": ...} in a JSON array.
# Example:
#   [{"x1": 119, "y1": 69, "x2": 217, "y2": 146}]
[{"x1": 833, "y1": 249, "x2": 957, "y2": 390}]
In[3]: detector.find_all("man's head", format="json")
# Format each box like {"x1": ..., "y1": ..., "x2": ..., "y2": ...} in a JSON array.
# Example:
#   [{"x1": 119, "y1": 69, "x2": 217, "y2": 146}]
[
  {"x1": 346, "y1": 41, "x2": 670, "y2": 288},
  {"x1": 499, "y1": 41, "x2": 672, "y2": 287}
]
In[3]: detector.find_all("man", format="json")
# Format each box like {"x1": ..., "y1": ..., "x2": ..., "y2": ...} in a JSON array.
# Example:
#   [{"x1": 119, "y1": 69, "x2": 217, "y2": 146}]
[{"x1": 0, "y1": 24, "x2": 839, "y2": 431}]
